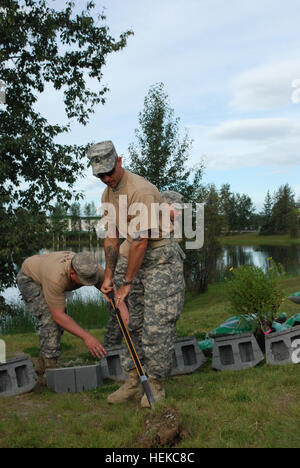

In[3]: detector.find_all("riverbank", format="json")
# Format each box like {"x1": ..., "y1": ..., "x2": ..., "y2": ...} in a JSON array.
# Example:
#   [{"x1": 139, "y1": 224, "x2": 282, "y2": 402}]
[
  {"x1": 1, "y1": 275, "x2": 300, "y2": 448},
  {"x1": 219, "y1": 233, "x2": 300, "y2": 246}
]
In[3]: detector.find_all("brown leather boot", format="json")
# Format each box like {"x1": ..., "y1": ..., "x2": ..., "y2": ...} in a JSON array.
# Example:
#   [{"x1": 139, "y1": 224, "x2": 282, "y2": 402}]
[
  {"x1": 34, "y1": 353, "x2": 45, "y2": 376},
  {"x1": 107, "y1": 369, "x2": 142, "y2": 404},
  {"x1": 35, "y1": 355, "x2": 59, "y2": 386},
  {"x1": 141, "y1": 378, "x2": 165, "y2": 408},
  {"x1": 44, "y1": 357, "x2": 59, "y2": 370}
]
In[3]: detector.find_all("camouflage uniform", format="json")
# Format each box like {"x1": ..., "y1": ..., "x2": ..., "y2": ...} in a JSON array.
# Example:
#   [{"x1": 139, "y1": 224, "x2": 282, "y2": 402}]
[
  {"x1": 16, "y1": 269, "x2": 63, "y2": 359},
  {"x1": 119, "y1": 241, "x2": 185, "y2": 380},
  {"x1": 104, "y1": 256, "x2": 143, "y2": 348},
  {"x1": 104, "y1": 305, "x2": 123, "y2": 348}
]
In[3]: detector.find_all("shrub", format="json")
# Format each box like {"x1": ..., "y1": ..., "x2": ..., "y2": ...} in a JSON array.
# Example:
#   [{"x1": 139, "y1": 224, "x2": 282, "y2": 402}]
[{"x1": 224, "y1": 259, "x2": 286, "y2": 331}]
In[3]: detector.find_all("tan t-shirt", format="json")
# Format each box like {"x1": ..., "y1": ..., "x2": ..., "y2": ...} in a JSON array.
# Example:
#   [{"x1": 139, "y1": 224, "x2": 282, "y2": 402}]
[
  {"x1": 101, "y1": 170, "x2": 172, "y2": 253},
  {"x1": 22, "y1": 251, "x2": 104, "y2": 310}
]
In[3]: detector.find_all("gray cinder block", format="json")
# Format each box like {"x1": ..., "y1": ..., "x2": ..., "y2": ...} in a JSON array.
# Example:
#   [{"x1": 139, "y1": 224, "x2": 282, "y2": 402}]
[
  {"x1": 265, "y1": 325, "x2": 300, "y2": 365},
  {"x1": 0, "y1": 356, "x2": 37, "y2": 397},
  {"x1": 288, "y1": 295, "x2": 300, "y2": 305},
  {"x1": 46, "y1": 367, "x2": 76, "y2": 393},
  {"x1": 170, "y1": 336, "x2": 206, "y2": 376},
  {"x1": 212, "y1": 333, "x2": 264, "y2": 371},
  {"x1": 99, "y1": 345, "x2": 126, "y2": 381},
  {"x1": 74, "y1": 365, "x2": 103, "y2": 392},
  {"x1": 46, "y1": 364, "x2": 103, "y2": 393}
]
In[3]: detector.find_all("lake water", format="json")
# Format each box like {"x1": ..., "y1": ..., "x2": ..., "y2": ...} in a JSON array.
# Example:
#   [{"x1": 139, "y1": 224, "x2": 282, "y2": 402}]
[{"x1": 3, "y1": 244, "x2": 300, "y2": 304}]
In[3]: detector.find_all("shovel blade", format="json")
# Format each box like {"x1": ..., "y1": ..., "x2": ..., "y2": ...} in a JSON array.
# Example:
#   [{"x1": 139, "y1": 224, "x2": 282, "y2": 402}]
[{"x1": 141, "y1": 376, "x2": 155, "y2": 409}]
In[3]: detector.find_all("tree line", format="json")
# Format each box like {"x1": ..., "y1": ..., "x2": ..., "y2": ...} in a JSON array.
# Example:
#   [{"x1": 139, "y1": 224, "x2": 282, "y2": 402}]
[
  {"x1": 0, "y1": 2, "x2": 299, "y2": 310},
  {"x1": 49, "y1": 201, "x2": 99, "y2": 250}
]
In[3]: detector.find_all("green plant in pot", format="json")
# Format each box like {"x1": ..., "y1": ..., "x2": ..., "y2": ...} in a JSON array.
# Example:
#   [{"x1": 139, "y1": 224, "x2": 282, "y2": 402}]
[{"x1": 224, "y1": 259, "x2": 286, "y2": 351}]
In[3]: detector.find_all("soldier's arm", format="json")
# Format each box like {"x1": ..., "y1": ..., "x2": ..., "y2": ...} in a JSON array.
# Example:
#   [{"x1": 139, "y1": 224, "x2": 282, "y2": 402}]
[
  {"x1": 101, "y1": 228, "x2": 120, "y2": 299},
  {"x1": 115, "y1": 232, "x2": 148, "y2": 307},
  {"x1": 125, "y1": 235, "x2": 148, "y2": 283},
  {"x1": 50, "y1": 308, "x2": 106, "y2": 358}
]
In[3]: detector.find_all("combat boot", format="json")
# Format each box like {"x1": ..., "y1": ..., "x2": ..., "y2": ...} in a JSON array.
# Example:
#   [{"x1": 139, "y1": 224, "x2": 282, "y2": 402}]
[
  {"x1": 107, "y1": 369, "x2": 142, "y2": 404},
  {"x1": 35, "y1": 355, "x2": 59, "y2": 386},
  {"x1": 44, "y1": 357, "x2": 59, "y2": 370},
  {"x1": 34, "y1": 353, "x2": 45, "y2": 376},
  {"x1": 141, "y1": 378, "x2": 165, "y2": 408}
]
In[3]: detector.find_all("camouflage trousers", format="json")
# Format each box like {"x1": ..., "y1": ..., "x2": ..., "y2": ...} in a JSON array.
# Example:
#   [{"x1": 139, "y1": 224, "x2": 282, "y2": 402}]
[
  {"x1": 109, "y1": 242, "x2": 185, "y2": 381},
  {"x1": 104, "y1": 254, "x2": 143, "y2": 348},
  {"x1": 16, "y1": 269, "x2": 63, "y2": 359}
]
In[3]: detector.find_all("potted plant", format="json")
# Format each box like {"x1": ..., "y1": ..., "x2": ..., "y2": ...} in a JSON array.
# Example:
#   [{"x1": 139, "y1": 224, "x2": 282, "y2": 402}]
[{"x1": 224, "y1": 259, "x2": 286, "y2": 352}]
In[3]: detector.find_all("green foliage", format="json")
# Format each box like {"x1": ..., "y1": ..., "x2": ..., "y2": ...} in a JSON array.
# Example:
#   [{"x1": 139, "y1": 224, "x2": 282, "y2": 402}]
[
  {"x1": 0, "y1": 0, "x2": 133, "y2": 296},
  {"x1": 48, "y1": 203, "x2": 69, "y2": 250},
  {"x1": 128, "y1": 82, "x2": 203, "y2": 198},
  {"x1": 260, "y1": 184, "x2": 298, "y2": 236},
  {"x1": 185, "y1": 184, "x2": 223, "y2": 294},
  {"x1": 219, "y1": 183, "x2": 255, "y2": 231},
  {"x1": 0, "y1": 296, "x2": 108, "y2": 335},
  {"x1": 67, "y1": 296, "x2": 108, "y2": 330},
  {"x1": 224, "y1": 259, "x2": 286, "y2": 328}
]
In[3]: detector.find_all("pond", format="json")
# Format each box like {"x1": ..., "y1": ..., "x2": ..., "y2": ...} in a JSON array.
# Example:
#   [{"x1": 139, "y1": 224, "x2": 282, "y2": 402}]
[{"x1": 3, "y1": 243, "x2": 300, "y2": 304}]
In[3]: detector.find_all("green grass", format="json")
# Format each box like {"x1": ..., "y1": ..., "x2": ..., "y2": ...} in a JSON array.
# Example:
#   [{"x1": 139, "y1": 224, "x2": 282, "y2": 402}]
[
  {"x1": 219, "y1": 233, "x2": 300, "y2": 246},
  {"x1": 1, "y1": 275, "x2": 300, "y2": 448},
  {"x1": 0, "y1": 297, "x2": 108, "y2": 335}
]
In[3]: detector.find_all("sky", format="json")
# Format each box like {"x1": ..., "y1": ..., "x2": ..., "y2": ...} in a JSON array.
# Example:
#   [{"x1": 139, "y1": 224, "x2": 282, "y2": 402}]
[{"x1": 35, "y1": 0, "x2": 300, "y2": 212}]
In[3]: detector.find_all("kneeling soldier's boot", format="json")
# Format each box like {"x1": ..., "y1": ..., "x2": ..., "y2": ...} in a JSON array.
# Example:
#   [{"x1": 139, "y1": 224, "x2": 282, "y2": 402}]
[
  {"x1": 141, "y1": 378, "x2": 165, "y2": 408},
  {"x1": 35, "y1": 353, "x2": 46, "y2": 386},
  {"x1": 107, "y1": 369, "x2": 142, "y2": 404},
  {"x1": 35, "y1": 355, "x2": 59, "y2": 386},
  {"x1": 35, "y1": 353, "x2": 45, "y2": 376}
]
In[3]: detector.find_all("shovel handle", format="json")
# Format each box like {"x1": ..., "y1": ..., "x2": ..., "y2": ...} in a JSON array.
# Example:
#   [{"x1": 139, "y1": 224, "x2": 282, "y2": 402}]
[{"x1": 107, "y1": 291, "x2": 155, "y2": 409}]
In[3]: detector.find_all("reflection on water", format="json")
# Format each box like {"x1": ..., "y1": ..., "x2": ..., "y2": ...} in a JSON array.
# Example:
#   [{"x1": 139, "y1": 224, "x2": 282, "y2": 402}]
[
  {"x1": 220, "y1": 244, "x2": 300, "y2": 275},
  {"x1": 3, "y1": 243, "x2": 300, "y2": 304}
]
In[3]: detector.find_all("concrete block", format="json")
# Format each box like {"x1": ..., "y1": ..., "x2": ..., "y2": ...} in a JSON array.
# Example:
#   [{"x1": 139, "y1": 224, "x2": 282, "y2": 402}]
[
  {"x1": 74, "y1": 365, "x2": 103, "y2": 392},
  {"x1": 0, "y1": 356, "x2": 37, "y2": 397},
  {"x1": 99, "y1": 345, "x2": 126, "y2": 381},
  {"x1": 46, "y1": 367, "x2": 76, "y2": 393},
  {"x1": 212, "y1": 333, "x2": 264, "y2": 371},
  {"x1": 288, "y1": 295, "x2": 300, "y2": 305},
  {"x1": 170, "y1": 336, "x2": 206, "y2": 376},
  {"x1": 265, "y1": 325, "x2": 300, "y2": 365},
  {"x1": 46, "y1": 364, "x2": 103, "y2": 393}
]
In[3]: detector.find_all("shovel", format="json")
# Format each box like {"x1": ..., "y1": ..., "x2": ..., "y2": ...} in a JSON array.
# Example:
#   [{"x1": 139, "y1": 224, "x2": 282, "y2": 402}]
[{"x1": 107, "y1": 291, "x2": 155, "y2": 409}]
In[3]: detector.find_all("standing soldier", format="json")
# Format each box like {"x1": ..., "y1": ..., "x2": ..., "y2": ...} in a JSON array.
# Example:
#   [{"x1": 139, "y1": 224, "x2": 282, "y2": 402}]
[
  {"x1": 87, "y1": 141, "x2": 185, "y2": 407},
  {"x1": 104, "y1": 190, "x2": 186, "y2": 349}
]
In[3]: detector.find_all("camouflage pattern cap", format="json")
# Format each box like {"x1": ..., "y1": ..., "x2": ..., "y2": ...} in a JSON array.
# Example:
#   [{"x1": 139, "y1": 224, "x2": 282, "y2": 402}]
[
  {"x1": 161, "y1": 190, "x2": 185, "y2": 208},
  {"x1": 71, "y1": 253, "x2": 99, "y2": 286},
  {"x1": 87, "y1": 140, "x2": 118, "y2": 176}
]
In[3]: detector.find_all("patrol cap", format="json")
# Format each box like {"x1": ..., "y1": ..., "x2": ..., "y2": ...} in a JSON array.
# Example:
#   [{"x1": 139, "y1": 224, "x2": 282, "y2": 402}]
[
  {"x1": 87, "y1": 140, "x2": 118, "y2": 176},
  {"x1": 71, "y1": 252, "x2": 99, "y2": 286},
  {"x1": 161, "y1": 190, "x2": 185, "y2": 208}
]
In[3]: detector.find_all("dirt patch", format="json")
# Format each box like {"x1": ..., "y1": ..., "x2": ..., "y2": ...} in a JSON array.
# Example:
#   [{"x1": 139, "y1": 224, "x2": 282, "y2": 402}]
[{"x1": 133, "y1": 408, "x2": 189, "y2": 448}]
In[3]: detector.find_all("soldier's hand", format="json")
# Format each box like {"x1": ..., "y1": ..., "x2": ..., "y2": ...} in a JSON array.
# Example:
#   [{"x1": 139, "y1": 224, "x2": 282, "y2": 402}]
[
  {"x1": 101, "y1": 278, "x2": 114, "y2": 302},
  {"x1": 83, "y1": 334, "x2": 106, "y2": 359},
  {"x1": 116, "y1": 284, "x2": 131, "y2": 308},
  {"x1": 118, "y1": 300, "x2": 130, "y2": 327}
]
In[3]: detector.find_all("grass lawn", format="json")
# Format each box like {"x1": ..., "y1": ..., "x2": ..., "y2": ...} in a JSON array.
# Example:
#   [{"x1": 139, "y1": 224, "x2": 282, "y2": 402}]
[
  {"x1": 1, "y1": 276, "x2": 300, "y2": 448},
  {"x1": 219, "y1": 233, "x2": 300, "y2": 246}
]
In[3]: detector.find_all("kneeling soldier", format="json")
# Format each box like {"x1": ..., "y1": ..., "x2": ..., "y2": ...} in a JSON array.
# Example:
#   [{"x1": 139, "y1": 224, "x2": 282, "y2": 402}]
[{"x1": 17, "y1": 251, "x2": 108, "y2": 384}]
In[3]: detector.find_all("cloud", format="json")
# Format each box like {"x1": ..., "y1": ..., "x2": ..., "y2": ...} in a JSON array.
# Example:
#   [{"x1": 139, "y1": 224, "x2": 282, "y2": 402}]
[
  {"x1": 200, "y1": 141, "x2": 300, "y2": 171},
  {"x1": 230, "y1": 58, "x2": 300, "y2": 112},
  {"x1": 207, "y1": 118, "x2": 300, "y2": 141},
  {"x1": 188, "y1": 117, "x2": 300, "y2": 171}
]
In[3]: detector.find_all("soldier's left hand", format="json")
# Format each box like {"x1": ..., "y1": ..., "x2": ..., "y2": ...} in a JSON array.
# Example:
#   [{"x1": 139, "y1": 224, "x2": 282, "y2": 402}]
[{"x1": 116, "y1": 284, "x2": 131, "y2": 308}]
